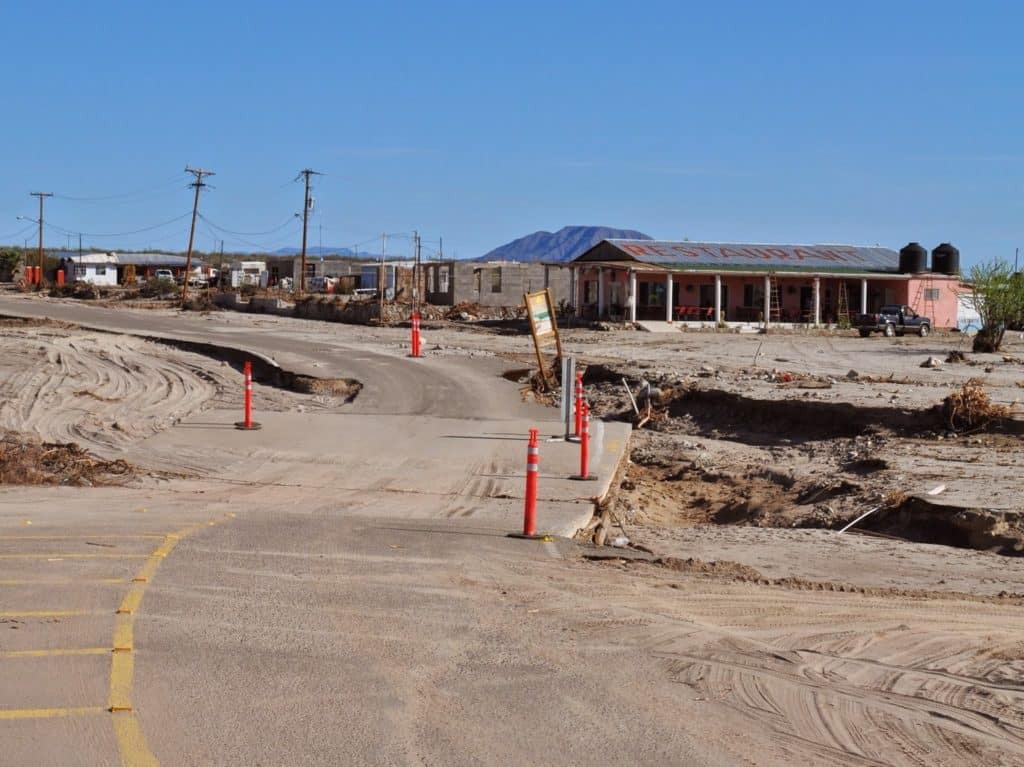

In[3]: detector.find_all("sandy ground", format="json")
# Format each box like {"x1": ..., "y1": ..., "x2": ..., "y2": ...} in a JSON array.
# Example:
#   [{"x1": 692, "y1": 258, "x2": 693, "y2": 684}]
[{"x1": 0, "y1": 298, "x2": 1022, "y2": 766}]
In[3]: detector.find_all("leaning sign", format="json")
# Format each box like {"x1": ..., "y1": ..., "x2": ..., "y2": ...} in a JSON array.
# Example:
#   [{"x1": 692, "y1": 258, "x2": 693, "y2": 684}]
[{"x1": 524, "y1": 288, "x2": 563, "y2": 389}]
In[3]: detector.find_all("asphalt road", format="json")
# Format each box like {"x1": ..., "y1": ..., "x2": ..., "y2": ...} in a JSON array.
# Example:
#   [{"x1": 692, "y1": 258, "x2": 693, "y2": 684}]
[{"x1": 0, "y1": 296, "x2": 683, "y2": 767}]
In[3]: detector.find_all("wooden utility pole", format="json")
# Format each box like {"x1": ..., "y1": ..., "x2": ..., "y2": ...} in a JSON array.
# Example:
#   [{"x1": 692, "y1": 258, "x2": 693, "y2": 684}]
[
  {"x1": 182, "y1": 167, "x2": 214, "y2": 307},
  {"x1": 30, "y1": 192, "x2": 53, "y2": 284},
  {"x1": 296, "y1": 168, "x2": 320, "y2": 293}
]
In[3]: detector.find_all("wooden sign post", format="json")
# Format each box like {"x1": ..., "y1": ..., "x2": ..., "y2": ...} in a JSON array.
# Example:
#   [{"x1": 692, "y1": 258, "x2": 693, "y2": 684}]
[{"x1": 524, "y1": 288, "x2": 563, "y2": 390}]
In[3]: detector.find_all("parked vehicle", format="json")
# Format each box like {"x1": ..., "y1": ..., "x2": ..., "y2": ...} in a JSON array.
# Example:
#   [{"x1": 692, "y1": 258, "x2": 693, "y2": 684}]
[
  {"x1": 154, "y1": 269, "x2": 175, "y2": 282},
  {"x1": 854, "y1": 305, "x2": 931, "y2": 337}
]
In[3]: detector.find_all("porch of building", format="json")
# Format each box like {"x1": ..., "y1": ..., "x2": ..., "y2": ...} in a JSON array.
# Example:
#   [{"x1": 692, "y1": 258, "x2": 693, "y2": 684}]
[{"x1": 570, "y1": 264, "x2": 915, "y2": 328}]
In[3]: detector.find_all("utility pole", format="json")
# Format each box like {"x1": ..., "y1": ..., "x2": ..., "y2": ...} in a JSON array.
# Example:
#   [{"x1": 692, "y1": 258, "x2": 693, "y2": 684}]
[
  {"x1": 30, "y1": 192, "x2": 53, "y2": 284},
  {"x1": 182, "y1": 167, "x2": 214, "y2": 307},
  {"x1": 296, "y1": 168, "x2": 321, "y2": 292},
  {"x1": 379, "y1": 233, "x2": 387, "y2": 321}
]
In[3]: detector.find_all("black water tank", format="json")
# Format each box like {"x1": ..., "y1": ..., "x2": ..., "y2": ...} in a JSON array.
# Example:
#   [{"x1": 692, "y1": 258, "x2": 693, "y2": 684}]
[
  {"x1": 931, "y1": 243, "x2": 960, "y2": 275},
  {"x1": 899, "y1": 242, "x2": 928, "y2": 273}
]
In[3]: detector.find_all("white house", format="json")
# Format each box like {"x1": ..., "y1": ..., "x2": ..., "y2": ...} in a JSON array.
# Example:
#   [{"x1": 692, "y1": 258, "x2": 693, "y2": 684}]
[{"x1": 63, "y1": 253, "x2": 118, "y2": 286}]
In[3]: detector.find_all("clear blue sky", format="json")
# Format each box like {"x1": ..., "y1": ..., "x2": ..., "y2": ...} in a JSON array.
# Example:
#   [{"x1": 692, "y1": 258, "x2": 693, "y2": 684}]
[{"x1": 1, "y1": 1, "x2": 1020, "y2": 264}]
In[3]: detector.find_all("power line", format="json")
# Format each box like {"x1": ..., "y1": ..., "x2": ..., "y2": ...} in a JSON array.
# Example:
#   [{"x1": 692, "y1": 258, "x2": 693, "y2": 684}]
[
  {"x1": 44, "y1": 212, "x2": 192, "y2": 238},
  {"x1": 182, "y1": 167, "x2": 214, "y2": 307},
  {"x1": 198, "y1": 213, "x2": 299, "y2": 237},
  {"x1": 0, "y1": 221, "x2": 40, "y2": 243}
]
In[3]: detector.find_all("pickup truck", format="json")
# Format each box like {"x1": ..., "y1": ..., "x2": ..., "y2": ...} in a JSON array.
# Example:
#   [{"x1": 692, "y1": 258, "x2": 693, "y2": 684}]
[{"x1": 854, "y1": 304, "x2": 931, "y2": 337}]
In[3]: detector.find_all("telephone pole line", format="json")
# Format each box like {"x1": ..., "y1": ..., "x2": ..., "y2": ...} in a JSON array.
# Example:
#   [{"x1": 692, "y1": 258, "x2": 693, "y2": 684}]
[
  {"x1": 296, "y1": 168, "x2": 321, "y2": 292},
  {"x1": 182, "y1": 167, "x2": 214, "y2": 307},
  {"x1": 29, "y1": 192, "x2": 53, "y2": 285}
]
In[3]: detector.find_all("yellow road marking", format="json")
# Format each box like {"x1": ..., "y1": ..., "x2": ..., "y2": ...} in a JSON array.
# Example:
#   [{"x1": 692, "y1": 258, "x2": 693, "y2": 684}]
[
  {"x1": 0, "y1": 553, "x2": 149, "y2": 559},
  {"x1": 0, "y1": 706, "x2": 106, "y2": 720},
  {"x1": 0, "y1": 647, "x2": 109, "y2": 658},
  {"x1": 107, "y1": 513, "x2": 234, "y2": 766},
  {"x1": 0, "y1": 534, "x2": 165, "y2": 541},
  {"x1": 0, "y1": 578, "x2": 127, "y2": 585},
  {"x1": 112, "y1": 712, "x2": 160, "y2": 767},
  {"x1": 0, "y1": 610, "x2": 91, "y2": 618}
]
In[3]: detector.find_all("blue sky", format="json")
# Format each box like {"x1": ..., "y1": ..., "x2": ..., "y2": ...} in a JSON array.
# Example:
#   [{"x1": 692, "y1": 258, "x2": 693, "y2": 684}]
[{"x1": 0, "y1": 1, "x2": 1020, "y2": 264}]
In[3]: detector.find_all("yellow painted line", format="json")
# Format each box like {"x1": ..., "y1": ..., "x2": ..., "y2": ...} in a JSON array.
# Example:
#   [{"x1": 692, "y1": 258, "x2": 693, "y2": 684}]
[
  {"x1": 0, "y1": 553, "x2": 149, "y2": 559},
  {"x1": 0, "y1": 578, "x2": 127, "y2": 585},
  {"x1": 113, "y1": 614, "x2": 133, "y2": 652},
  {"x1": 0, "y1": 534, "x2": 165, "y2": 541},
  {"x1": 112, "y1": 712, "x2": 160, "y2": 767},
  {"x1": 116, "y1": 586, "x2": 144, "y2": 615},
  {"x1": 108, "y1": 648, "x2": 134, "y2": 711},
  {"x1": 107, "y1": 513, "x2": 234, "y2": 766},
  {"x1": 0, "y1": 610, "x2": 91, "y2": 618},
  {"x1": 0, "y1": 647, "x2": 109, "y2": 658},
  {"x1": 0, "y1": 706, "x2": 106, "y2": 720}
]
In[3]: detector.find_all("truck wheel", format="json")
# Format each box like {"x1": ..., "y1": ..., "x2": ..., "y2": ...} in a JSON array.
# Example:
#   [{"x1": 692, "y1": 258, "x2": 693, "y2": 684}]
[
  {"x1": 858, "y1": 329, "x2": 871, "y2": 338},
  {"x1": 919, "y1": 324, "x2": 930, "y2": 337},
  {"x1": 883, "y1": 323, "x2": 896, "y2": 337}
]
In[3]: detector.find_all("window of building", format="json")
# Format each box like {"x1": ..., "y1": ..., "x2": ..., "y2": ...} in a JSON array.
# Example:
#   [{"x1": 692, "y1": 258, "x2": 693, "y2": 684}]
[
  {"x1": 639, "y1": 282, "x2": 665, "y2": 307},
  {"x1": 584, "y1": 280, "x2": 597, "y2": 304},
  {"x1": 426, "y1": 267, "x2": 434, "y2": 293},
  {"x1": 473, "y1": 269, "x2": 482, "y2": 293},
  {"x1": 490, "y1": 267, "x2": 502, "y2": 293},
  {"x1": 743, "y1": 283, "x2": 764, "y2": 307},
  {"x1": 925, "y1": 288, "x2": 941, "y2": 301},
  {"x1": 439, "y1": 266, "x2": 449, "y2": 293},
  {"x1": 74, "y1": 266, "x2": 86, "y2": 277},
  {"x1": 94, "y1": 265, "x2": 106, "y2": 276}
]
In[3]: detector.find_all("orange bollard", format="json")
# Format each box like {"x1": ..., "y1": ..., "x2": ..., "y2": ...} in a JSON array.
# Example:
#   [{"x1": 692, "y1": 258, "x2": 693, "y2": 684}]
[
  {"x1": 409, "y1": 312, "x2": 421, "y2": 357},
  {"x1": 234, "y1": 361, "x2": 262, "y2": 430},
  {"x1": 56, "y1": 270, "x2": 64, "y2": 286},
  {"x1": 571, "y1": 402, "x2": 597, "y2": 481},
  {"x1": 523, "y1": 428, "x2": 539, "y2": 535}
]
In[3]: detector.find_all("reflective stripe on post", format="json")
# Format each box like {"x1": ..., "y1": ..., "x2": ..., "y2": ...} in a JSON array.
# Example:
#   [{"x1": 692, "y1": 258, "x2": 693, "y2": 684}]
[
  {"x1": 244, "y1": 361, "x2": 253, "y2": 429},
  {"x1": 574, "y1": 372, "x2": 583, "y2": 437}
]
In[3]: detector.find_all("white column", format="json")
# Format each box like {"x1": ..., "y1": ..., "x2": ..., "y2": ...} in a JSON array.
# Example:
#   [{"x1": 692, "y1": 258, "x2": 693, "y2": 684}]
[
  {"x1": 628, "y1": 269, "x2": 637, "y2": 322},
  {"x1": 813, "y1": 277, "x2": 822, "y2": 327},
  {"x1": 763, "y1": 275, "x2": 771, "y2": 327},
  {"x1": 714, "y1": 274, "x2": 722, "y2": 324},
  {"x1": 665, "y1": 272, "x2": 673, "y2": 322},
  {"x1": 597, "y1": 267, "x2": 605, "y2": 318},
  {"x1": 860, "y1": 277, "x2": 868, "y2": 315}
]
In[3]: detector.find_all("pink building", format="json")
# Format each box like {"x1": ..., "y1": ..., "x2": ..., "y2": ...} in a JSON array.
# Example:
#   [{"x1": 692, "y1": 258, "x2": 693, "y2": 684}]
[{"x1": 570, "y1": 240, "x2": 962, "y2": 329}]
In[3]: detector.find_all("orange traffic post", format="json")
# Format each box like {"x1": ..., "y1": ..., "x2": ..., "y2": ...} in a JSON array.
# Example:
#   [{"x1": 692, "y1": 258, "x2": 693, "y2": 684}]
[
  {"x1": 234, "y1": 361, "x2": 262, "y2": 430},
  {"x1": 571, "y1": 402, "x2": 597, "y2": 481},
  {"x1": 409, "y1": 312, "x2": 421, "y2": 357},
  {"x1": 508, "y1": 429, "x2": 551, "y2": 540}
]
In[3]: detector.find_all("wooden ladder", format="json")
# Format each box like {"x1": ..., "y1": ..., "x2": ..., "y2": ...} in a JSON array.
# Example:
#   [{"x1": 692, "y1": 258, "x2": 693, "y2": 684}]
[
  {"x1": 768, "y1": 275, "x2": 782, "y2": 324},
  {"x1": 837, "y1": 281, "x2": 851, "y2": 328}
]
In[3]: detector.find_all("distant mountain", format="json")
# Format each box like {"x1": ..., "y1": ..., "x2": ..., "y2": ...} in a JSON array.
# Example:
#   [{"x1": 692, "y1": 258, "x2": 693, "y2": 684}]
[
  {"x1": 477, "y1": 226, "x2": 653, "y2": 263},
  {"x1": 272, "y1": 246, "x2": 374, "y2": 258}
]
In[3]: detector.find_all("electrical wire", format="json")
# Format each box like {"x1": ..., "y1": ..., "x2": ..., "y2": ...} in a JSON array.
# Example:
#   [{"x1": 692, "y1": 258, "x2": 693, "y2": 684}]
[
  {"x1": 0, "y1": 221, "x2": 40, "y2": 243},
  {"x1": 44, "y1": 212, "x2": 192, "y2": 238},
  {"x1": 198, "y1": 213, "x2": 300, "y2": 237}
]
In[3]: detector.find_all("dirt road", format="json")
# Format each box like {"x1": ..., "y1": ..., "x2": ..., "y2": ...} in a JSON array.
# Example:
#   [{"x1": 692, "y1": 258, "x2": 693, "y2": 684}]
[{"x1": 0, "y1": 295, "x2": 1021, "y2": 766}]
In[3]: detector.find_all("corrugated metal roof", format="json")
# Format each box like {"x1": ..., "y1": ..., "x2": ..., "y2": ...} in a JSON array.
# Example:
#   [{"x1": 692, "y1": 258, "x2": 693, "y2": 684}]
[{"x1": 575, "y1": 240, "x2": 901, "y2": 273}]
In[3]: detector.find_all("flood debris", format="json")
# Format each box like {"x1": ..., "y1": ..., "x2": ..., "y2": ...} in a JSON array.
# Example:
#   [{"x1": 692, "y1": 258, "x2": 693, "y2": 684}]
[
  {"x1": 0, "y1": 432, "x2": 137, "y2": 486},
  {"x1": 941, "y1": 380, "x2": 1011, "y2": 432}
]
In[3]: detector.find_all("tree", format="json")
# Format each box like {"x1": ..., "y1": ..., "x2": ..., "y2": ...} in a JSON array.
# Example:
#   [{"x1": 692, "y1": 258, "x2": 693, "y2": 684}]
[
  {"x1": 964, "y1": 259, "x2": 1024, "y2": 352},
  {"x1": 0, "y1": 249, "x2": 21, "y2": 281}
]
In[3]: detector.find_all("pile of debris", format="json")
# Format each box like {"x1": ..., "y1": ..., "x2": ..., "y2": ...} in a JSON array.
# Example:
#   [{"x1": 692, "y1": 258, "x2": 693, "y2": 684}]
[
  {"x1": 940, "y1": 380, "x2": 1011, "y2": 432},
  {"x1": 0, "y1": 432, "x2": 136, "y2": 486}
]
